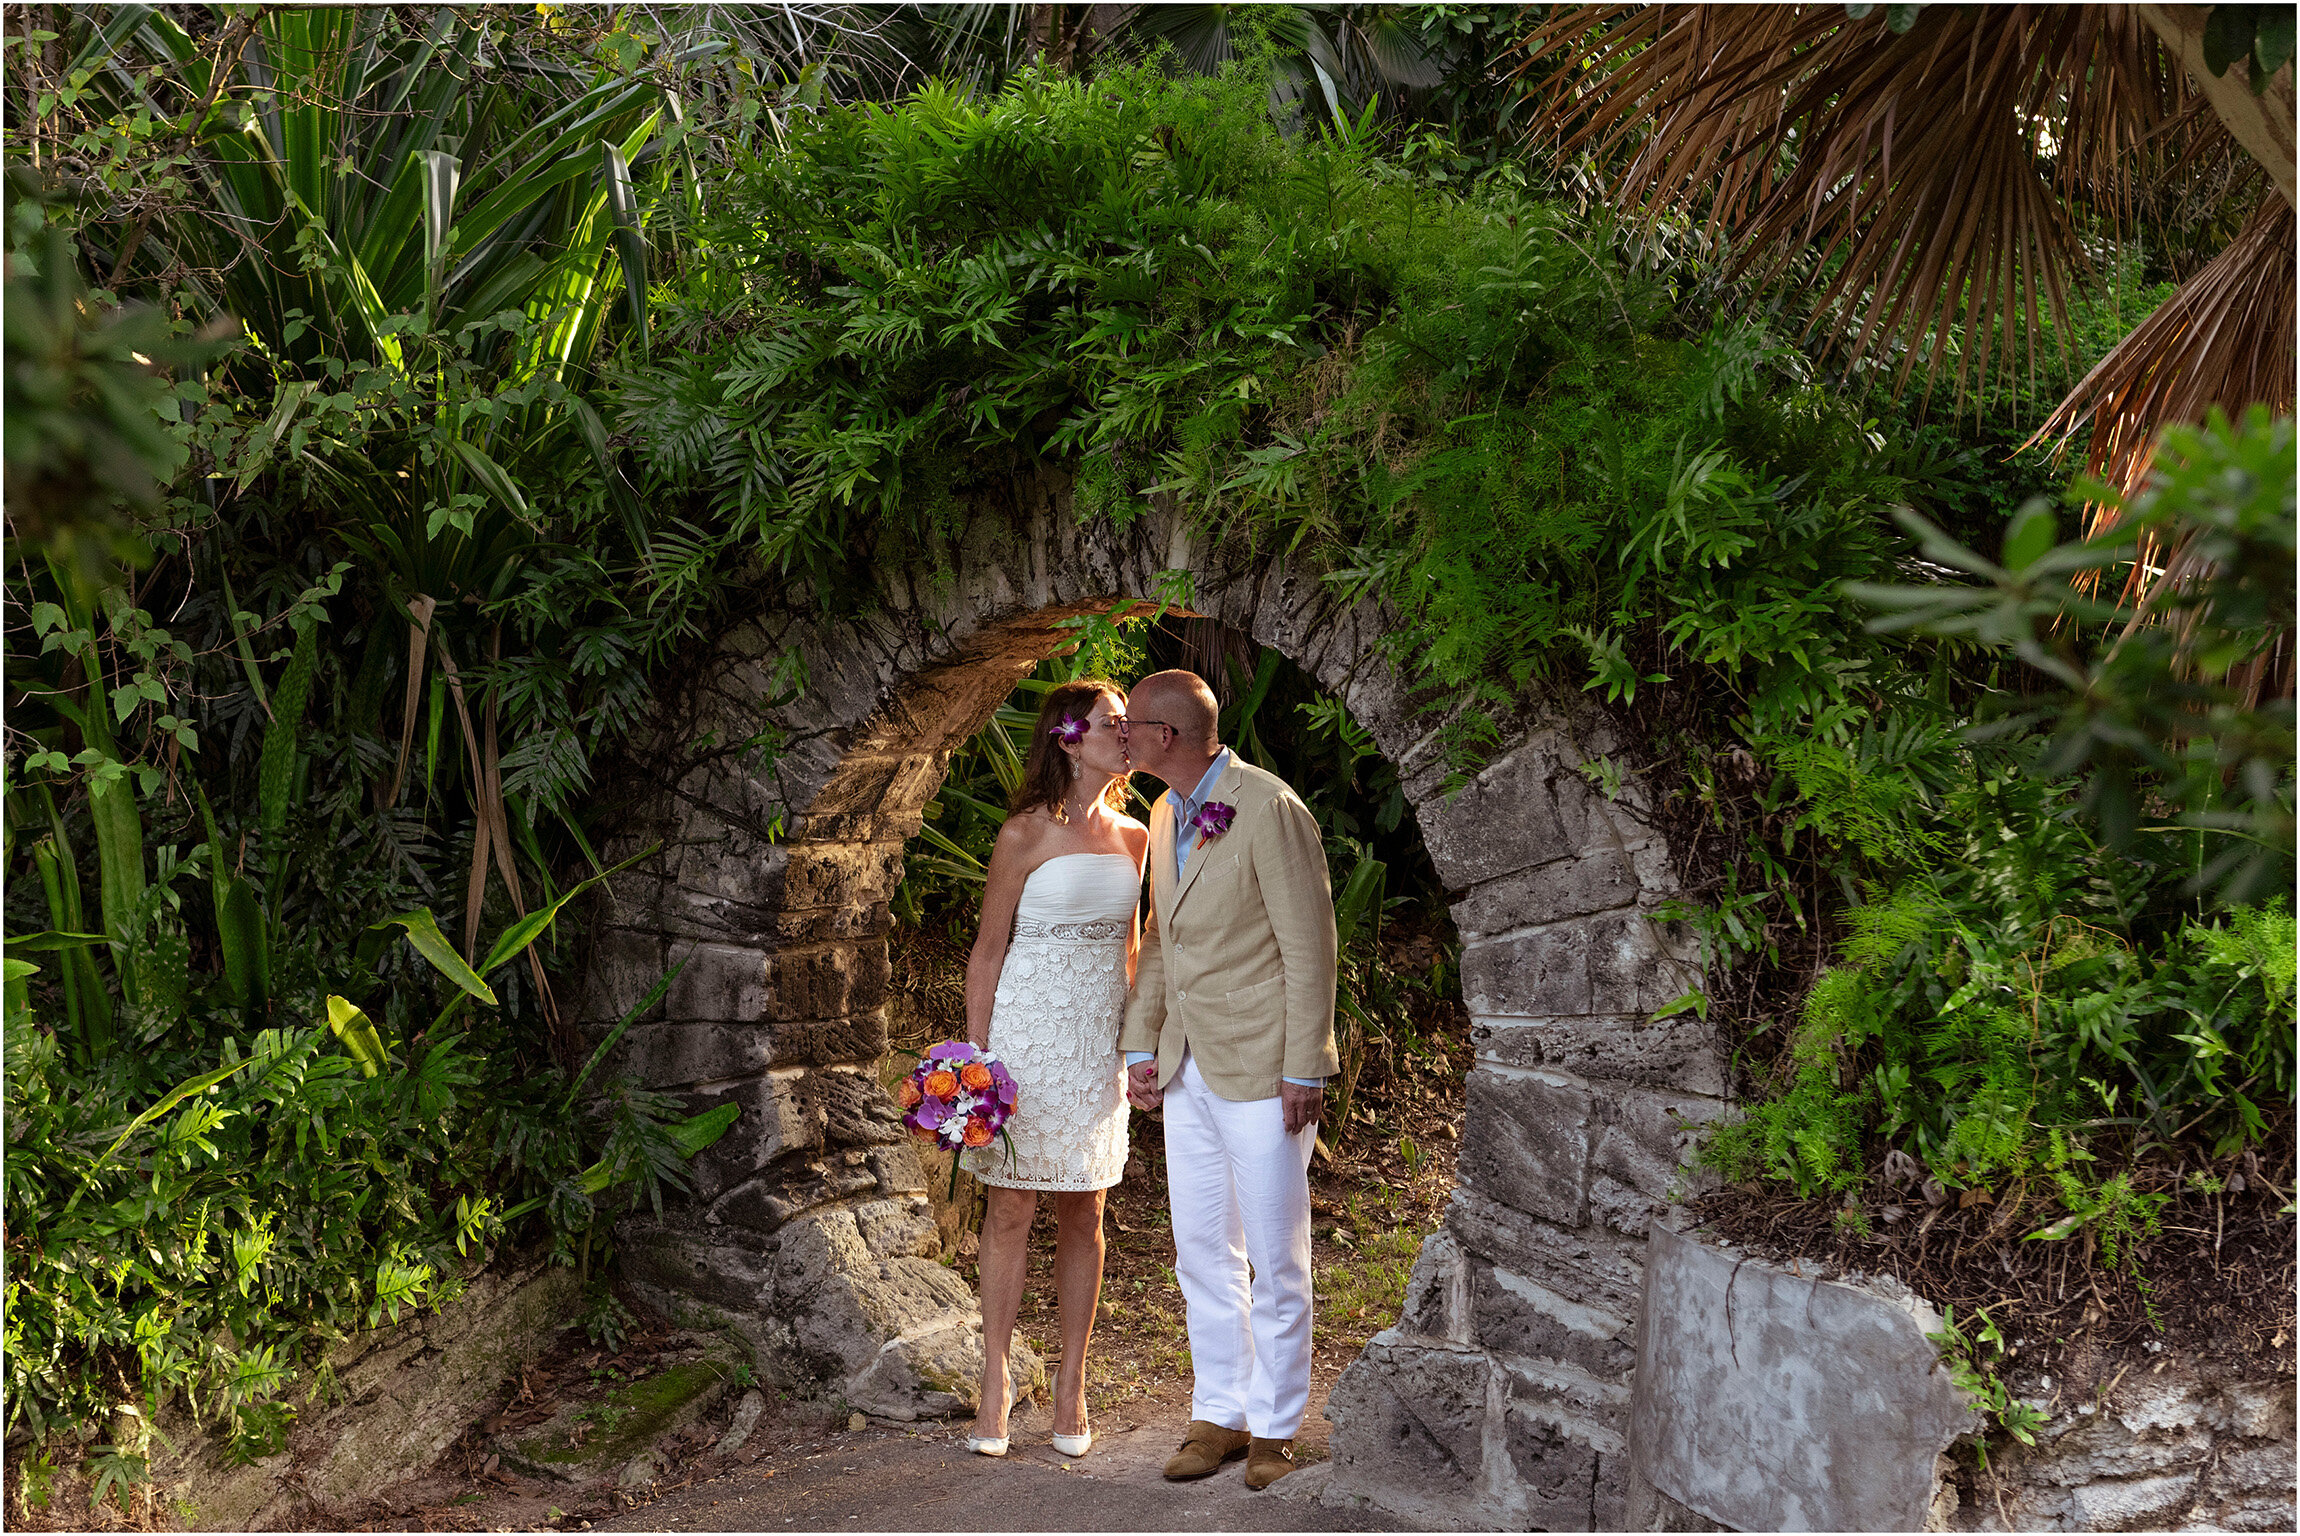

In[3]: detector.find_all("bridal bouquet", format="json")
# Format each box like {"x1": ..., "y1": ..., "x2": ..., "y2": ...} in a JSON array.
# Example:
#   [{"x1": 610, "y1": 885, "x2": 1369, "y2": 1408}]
[{"x1": 898, "y1": 1042, "x2": 1019, "y2": 1173}]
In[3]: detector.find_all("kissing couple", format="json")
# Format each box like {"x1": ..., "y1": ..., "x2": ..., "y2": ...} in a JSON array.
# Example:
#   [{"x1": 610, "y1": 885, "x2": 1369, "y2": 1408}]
[{"x1": 949, "y1": 668, "x2": 1338, "y2": 1492}]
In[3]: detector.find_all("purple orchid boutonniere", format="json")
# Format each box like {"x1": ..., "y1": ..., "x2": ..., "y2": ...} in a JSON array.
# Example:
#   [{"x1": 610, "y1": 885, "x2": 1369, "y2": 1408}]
[
  {"x1": 1191, "y1": 801, "x2": 1236, "y2": 838},
  {"x1": 1050, "y1": 714, "x2": 1088, "y2": 747}
]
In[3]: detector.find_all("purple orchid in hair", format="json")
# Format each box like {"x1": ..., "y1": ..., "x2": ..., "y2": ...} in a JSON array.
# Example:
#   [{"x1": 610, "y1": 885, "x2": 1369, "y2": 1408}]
[
  {"x1": 1191, "y1": 801, "x2": 1236, "y2": 838},
  {"x1": 1050, "y1": 714, "x2": 1089, "y2": 747}
]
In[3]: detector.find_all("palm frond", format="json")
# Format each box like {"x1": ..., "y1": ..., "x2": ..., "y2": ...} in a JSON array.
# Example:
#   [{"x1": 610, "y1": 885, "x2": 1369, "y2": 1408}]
[
  {"x1": 2033, "y1": 195, "x2": 2295, "y2": 578},
  {"x1": 1518, "y1": 5, "x2": 2193, "y2": 405}
]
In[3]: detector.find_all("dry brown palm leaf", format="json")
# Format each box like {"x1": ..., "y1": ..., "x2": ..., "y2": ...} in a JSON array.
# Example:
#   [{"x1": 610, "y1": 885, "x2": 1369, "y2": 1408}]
[
  {"x1": 2031, "y1": 195, "x2": 2295, "y2": 595},
  {"x1": 1518, "y1": 5, "x2": 2194, "y2": 405}
]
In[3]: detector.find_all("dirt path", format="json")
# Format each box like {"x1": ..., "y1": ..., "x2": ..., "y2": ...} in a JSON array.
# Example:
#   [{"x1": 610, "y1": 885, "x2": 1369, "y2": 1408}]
[{"x1": 591, "y1": 1376, "x2": 1397, "y2": 1535}]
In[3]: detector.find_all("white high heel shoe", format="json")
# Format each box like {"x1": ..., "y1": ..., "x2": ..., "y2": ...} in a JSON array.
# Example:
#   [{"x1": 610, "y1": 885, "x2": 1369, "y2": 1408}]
[
  {"x1": 965, "y1": 1385, "x2": 1016, "y2": 1457},
  {"x1": 1050, "y1": 1407, "x2": 1093, "y2": 1460}
]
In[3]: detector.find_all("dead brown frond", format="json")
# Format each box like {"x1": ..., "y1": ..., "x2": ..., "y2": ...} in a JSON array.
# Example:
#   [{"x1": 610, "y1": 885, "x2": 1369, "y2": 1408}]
[
  {"x1": 1516, "y1": 5, "x2": 2203, "y2": 406},
  {"x1": 2034, "y1": 195, "x2": 2296, "y2": 523}
]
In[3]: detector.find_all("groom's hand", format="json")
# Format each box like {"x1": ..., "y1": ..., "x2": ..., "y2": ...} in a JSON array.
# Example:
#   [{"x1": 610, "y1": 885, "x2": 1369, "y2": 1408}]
[
  {"x1": 1126, "y1": 1060, "x2": 1163, "y2": 1111},
  {"x1": 1280, "y1": 1081, "x2": 1323, "y2": 1137}
]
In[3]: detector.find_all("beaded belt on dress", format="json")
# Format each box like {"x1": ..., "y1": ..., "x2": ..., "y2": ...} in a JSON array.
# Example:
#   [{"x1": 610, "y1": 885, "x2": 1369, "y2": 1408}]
[{"x1": 1010, "y1": 917, "x2": 1127, "y2": 942}]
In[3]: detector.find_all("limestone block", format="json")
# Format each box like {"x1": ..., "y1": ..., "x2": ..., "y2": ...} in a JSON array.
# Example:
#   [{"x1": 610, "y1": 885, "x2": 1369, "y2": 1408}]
[
  {"x1": 1470, "y1": 1260, "x2": 1636, "y2": 1378},
  {"x1": 802, "y1": 752, "x2": 946, "y2": 842},
  {"x1": 2066, "y1": 1471, "x2": 2206, "y2": 1529},
  {"x1": 1415, "y1": 743, "x2": 1577, "y2": 890},
  {"x1": 1587, "y1": 1086, "x2": 1731, "y2": 1238},
  {"x1": 619, "y1": 1014, "x2": 889, "y2": 1088},
  {"x1": 499, "y1": 1350, "x2": 742, "y2": 1484},
  {"x1": 1498, "y1": 1351, "x2": 1630, "y2": 1452},
  {"x1": 665, "y1": 942, "x2": 768, "y2": 1024},
  {"x1": 761, "y1": 943, "x2": 891, "y2": 1021},
  {"x1": 1457, "y1": 1064, "x2": 1590, "y2": 1228},
  {"x1": 682, "y1": 1072, "x2": 818, "y2": 1199},
  {"x1": 578, "y1": 927, "x2": 670, "y2": 1027},
  {"x1": 617, "y1": 1023, "x2": 773, "y2": 1087},
  {"x1": 1957, "y1": 1364, "x2": 2298, "y2": 1533},
  {"x1": 1463, "y1": 909, "x2": 1696, "y2": 1021},
  {"x1": 1629, "y1": 1220, "x2": 1981, "y2": 1533},
  {"x1": 1452, "y1": 849, "x2": 1641, "y2": 940},
  {"x1": 2197, "y1": 1440, "x2": 2299, "y2": 1531},
  {"x1": 759, "y1": 843, "x2": 908, "y2": 913},
  {"x1": 1445, "y1": 1186, "x2": 1646, "y2": 1330},
  {"x1": 669, "y1": 823, "x2": 786, "y2": 909},
  {"x1": 616, "y1": 1216, "x2": 776, "y2": 1316},
  {"x1": 1475, "y1": 1012, "x2": 1726, "y2": 1096},
  {"x1": 1492, "y1": 1407, "x2": 1603, "y2": 1530},
  {"x1": 2222, "y1": 1379, "x2": 2298, "y2": 1441},
  {"x1": 707, "y1": 1158, "x2": 880, "y2": 1230},
  {"x1": 766, "y1": 1010, "x2": 890, "y2": 1068},
  {"x1": 1398, "y1": 1229, "x2": 1472, "y2": 1344},
  {"x1": 1322, "y1": 1334, "x2": 1492, "y2": 1529}
]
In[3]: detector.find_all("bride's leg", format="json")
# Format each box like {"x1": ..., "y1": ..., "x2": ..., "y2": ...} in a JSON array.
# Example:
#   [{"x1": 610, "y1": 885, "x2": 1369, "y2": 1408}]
[
  {"x1": 1050, "y1": 1188, "x2": 1107, "y2": 1436},
  {"x1": 975, "y1": 1185, "x2": 1037, "y2": 1436}
]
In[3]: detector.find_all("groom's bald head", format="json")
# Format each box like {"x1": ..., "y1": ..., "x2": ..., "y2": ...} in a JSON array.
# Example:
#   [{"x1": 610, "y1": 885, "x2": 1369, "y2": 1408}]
[{"x1": 1130, "y1": 669, "x2": 1219, "y2": 751}]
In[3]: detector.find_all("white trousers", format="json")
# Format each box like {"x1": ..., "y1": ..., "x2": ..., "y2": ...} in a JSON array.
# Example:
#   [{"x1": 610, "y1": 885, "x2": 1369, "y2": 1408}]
[{"x1": 1163, "y1": 1050, "x2": 1318, "y2": 1439}]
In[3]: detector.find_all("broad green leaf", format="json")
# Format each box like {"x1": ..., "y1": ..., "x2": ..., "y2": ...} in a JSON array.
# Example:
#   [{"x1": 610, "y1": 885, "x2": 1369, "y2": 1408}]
[
  {"x1": 5, "y1": 930, "x2": 111, "y2": 951},
  {"x1": 601, "y1": 142, "x2": 649, "y2": 351},
  {"x1": 369, "y1": 909, "x2": 495, "y2": 1003},
  {"x1": 324, "y1": 995, "x2": 392, "y2": 1077},
  {"x1": 257, "y1": 623, "x2": 317, "y2": 834},
  {"x1": 2000, "y1": 502, "x2": 2056, "y2": 574},
  {"x1": 446, "y1": 440, "x2": 531, "y2": 524}
]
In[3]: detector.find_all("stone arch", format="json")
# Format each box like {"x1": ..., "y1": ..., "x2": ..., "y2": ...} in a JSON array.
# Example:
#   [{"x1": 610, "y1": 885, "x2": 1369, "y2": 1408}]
[{"x1": 579, "y1": 466, "x2": 1723, "y2": 1526}]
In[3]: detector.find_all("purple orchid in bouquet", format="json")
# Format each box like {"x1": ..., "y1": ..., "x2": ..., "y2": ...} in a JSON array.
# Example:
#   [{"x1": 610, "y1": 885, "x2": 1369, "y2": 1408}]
[{"x1": 898, "y1": 1040, "x2": 1019, "y2": 1190}]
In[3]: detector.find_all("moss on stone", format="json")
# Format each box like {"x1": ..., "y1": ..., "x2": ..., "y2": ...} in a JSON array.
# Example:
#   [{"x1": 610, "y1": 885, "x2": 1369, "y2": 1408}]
[{"x1": 511, "y1": 1358, "x2": 737, "y2": 1471}]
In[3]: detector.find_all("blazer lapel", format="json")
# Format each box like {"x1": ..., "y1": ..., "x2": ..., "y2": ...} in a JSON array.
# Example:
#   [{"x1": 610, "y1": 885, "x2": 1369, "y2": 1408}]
[
  {"x1": 1151, "y1": 795, "x2": 1179, "y2": 925},
  {"x1": 1168, "y1": 758, "x2": 1244, "y2": 918}
]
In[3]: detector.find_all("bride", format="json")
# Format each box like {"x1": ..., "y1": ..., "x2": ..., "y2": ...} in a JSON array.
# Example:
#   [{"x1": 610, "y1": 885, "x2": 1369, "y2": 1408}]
[{"x1": 958, "y1": 677, "x2": 1147, "y2": 1460}]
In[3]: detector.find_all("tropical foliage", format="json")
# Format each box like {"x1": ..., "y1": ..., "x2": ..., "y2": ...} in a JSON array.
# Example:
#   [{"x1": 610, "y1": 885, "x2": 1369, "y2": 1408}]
[{"x1": 2, "y1": 0, "x2": 2290, "y2": 1485}]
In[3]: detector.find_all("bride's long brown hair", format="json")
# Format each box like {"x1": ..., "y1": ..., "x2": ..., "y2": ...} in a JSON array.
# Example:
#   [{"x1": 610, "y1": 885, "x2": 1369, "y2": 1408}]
[{"x1": 1009, "y1": 679, "x2": 1129, "y2": 824}]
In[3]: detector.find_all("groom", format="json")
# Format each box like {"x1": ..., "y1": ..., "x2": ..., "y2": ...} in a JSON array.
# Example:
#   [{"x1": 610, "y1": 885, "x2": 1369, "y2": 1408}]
[{"x1": 1116, "y1": 669, "x2": 1339, "y2": 1491}]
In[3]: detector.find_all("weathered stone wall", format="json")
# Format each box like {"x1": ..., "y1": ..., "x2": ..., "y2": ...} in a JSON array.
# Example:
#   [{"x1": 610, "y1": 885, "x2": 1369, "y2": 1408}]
[
  {"x1": 137, "y1": 1254, "x2": 578, "y2": 1530},
  {"x1": 1948, "y1": 1360, "x2": 2296, "y2": 1532},
  {"x1": 578, "y1": 466, "x2": 1726, "y2": 1519}
]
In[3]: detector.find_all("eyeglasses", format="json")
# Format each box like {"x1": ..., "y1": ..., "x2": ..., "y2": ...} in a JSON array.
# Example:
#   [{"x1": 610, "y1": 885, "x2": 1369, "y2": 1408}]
[{"x1": 1110, "y1": 717, "x2": 1174, "y2": 739}]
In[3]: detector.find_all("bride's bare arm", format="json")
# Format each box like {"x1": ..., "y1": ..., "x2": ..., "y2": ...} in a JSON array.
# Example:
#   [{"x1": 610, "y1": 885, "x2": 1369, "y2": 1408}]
[{"x1": 964, "y1": 817, "x2": 1039, "y2": 1047}]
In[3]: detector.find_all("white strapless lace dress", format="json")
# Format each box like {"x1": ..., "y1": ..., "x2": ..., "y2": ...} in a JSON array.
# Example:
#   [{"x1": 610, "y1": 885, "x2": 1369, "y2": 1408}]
[{"x1": 961, "y1": 852, "x2": 1139, "y2": 1192}]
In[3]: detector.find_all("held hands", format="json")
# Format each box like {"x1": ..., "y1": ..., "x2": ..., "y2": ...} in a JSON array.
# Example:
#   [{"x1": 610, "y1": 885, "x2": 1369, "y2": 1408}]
[
  {"x1": 1280, "y1": 1080, "x2": 1323, "y2": 1137},
  {"x1": 1126, "y1": 1060, "x2": 1164, "y2": 1111}
]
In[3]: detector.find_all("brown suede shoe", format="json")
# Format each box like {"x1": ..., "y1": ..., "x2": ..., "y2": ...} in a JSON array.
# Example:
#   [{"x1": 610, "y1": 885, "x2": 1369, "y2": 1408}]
[
  {"x1": 1243, "y1": 1437, "x2": 1297, "y2": 1490},
  {"x1": 1162, "y1": 1420, "x2": 1251, "y2": 1480}
]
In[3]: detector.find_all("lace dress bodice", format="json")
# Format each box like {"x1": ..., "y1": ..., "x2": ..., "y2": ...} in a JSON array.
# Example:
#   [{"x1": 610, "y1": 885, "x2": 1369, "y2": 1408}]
[{"x1": 961, "y1": 852, "x2": 1140, "y2": 1191}]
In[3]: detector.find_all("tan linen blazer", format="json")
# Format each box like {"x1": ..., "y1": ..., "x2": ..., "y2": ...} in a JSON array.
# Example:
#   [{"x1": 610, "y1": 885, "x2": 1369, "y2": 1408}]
[{"x1": 1118, "y1": 756, "x2": 1340, "y2": 1102}]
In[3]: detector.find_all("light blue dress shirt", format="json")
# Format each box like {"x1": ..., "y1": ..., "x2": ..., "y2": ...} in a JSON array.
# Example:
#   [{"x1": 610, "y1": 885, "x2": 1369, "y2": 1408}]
[{"x1": 1127, "y1": 748, "x2": 1324, "y2": 1088}]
